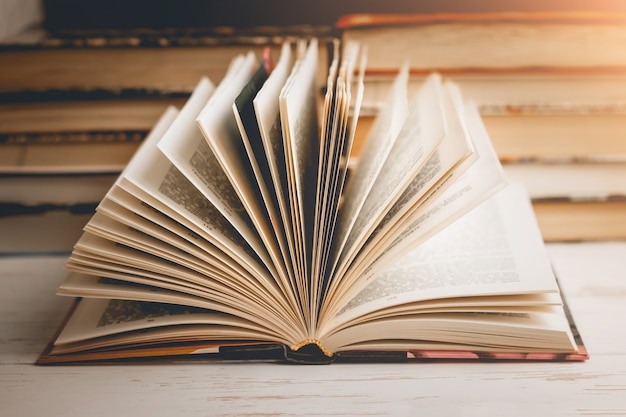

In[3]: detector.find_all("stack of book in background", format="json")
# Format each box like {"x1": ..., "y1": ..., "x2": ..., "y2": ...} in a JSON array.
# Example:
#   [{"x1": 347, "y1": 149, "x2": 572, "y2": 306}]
[
  {"x1": 0, "y1": 24, "x2": 331, "y2": 253},
  {"x1": 3, "y1": 7, "x2": 626, "y2": 253},
  {"x1": 342, "y1": 11, "x2": 626, "y2": 241}
]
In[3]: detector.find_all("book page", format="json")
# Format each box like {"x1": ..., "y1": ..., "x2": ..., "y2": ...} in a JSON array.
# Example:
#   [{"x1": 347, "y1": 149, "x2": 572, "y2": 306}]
[
  {"x1": 68, "y1": 231, "x2": 264, "y2": 307},
  {"x1": 82, "y1": 211, "x2": 265, "y2": 296},
  {"x1": 323, "y1": 100, "x2": 508, "y2": 324},
  {"x1": 154, "y1": 75, "x2": 252, "y2": 241},
  {"x1": 196, "y1": 53, "x2": 290, "y2": 287},
  {"x1": 328, "y1": 74, "x2": 447, "y2": 288},
  {"x1": 322, "y1": 78, "x2": 476, "y2": 315},
  {"x1": 278, "y1": 38, "x2": 321, "y2": 317},
  {"x1": 63, "y1": 236, "x2": 304, "y2": 341},
  {"x1": 116, "y1": 102, "x2": 279, "y2": 291},
  {"x1": 66, "y1": 195, "x2": 306, "y2": 338},
  {"x1": 101, "y1": 181, "x2": 294, "y2": 313},
  {"x1": 329, "y1": 64, "x2": 410, "y2": 279},
  {"x1": 342, "y1": 81, "x2": 477, "y2": 274},
  {"x1": 100, "y1": 187, "x2": 252, "y2": 281},
  {"x1": 318, "y1": 182, "x2": 562, "y2": 339},
  {"x1": 358, "y1": 96, "x2": 508, "y2": 282},
  {"x1": 303, "y1": 41, "x2": 365, "y2": 329},
  {"x1": 62, "y1": 107, "x2": 299, "y2": 324},
  {"x1": 232, "y1": 58, "x2": 302, "y2": 317},
  {"x1": 310, "y1": 39, "x2": 342, "y2": 326},
  {"x1": 253, "y1": 42, "x2": 297, "y2": 289},
  {"x1": 324, "y1": 307, "x2": 576, "y2": 354},
  {"x1": 326, "y1": 46, "x2": 367, "y2": 249},
  {"x1": 120, "y1": 140, "x2": 272, "y2": 282},
  {"x1": 155, "y1": 60, "x2": 281, "y2": 279},
  {"x1": 53, "y1": 296, "x2": 292, "y2": 349}
]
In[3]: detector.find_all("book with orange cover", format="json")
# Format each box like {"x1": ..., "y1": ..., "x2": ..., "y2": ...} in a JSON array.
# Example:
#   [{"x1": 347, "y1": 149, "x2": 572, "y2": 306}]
[
  {"x1": 337, "y1": 11, "x2": 626, "y2": 112},
  {"x1": 337, "y1": 11, "x2": 626, "y2": 73}
]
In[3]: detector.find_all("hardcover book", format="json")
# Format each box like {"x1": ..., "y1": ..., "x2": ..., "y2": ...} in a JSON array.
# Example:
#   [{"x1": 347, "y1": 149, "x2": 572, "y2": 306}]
[
  {"x1": 37, "y1": 39, "x2": 588, "y2": 364},
  {"x1": 336, "y1": 11, "x2": 626, "y2": 114}
]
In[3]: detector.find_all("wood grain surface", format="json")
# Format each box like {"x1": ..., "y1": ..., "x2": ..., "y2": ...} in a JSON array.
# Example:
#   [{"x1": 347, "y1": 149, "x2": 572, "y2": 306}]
[{"x1": 1, "y1": 242, "x2": 625, "y2": 416}]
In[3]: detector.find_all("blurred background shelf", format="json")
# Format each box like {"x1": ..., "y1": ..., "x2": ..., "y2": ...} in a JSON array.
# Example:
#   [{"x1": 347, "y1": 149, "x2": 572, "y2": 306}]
[{"x1": 1, "y1": 0, "x2": 625, "y2": 253}]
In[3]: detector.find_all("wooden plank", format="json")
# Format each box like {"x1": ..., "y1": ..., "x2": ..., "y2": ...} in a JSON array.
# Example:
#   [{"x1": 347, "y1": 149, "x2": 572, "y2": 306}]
[{"x1": 1, "y1": 242, "x2": 625, "y2": 415}]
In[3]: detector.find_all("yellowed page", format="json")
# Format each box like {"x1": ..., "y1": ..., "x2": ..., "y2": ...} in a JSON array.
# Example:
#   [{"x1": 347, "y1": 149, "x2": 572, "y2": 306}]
[
  {"x1": 318, "y1": 183, "x2": 571, "y2": 352},
  {"x1": 155, "y1": 63, "x2": 276, "y2": 277},
  {"x1": 321, "y1": 98, "x2": 508, "y2": 325},
  {"x1": 329, "y1": 74, "x2": 447, "y2": 286},
  {"x1": 356, "y1": 95, "x2": 507, "y2": 283},
  {"x1": 120, "y1": 120, "x2": 274, "y2": 284},
  {"x1": 278, "y1": 39, "x2": 320, "y2": 318},
  {"x1": 253, "y1": 42, "x2": 297, "y2": 289},
  {"x1": 54, "y1": 295, "x2": 289, "y2": 348},
  {"x1": 322, "y1": 77, "x2": 477, "y2": 316},
  {"x1": 329, "y1": 64, "x2": 410, "y2": 278}
]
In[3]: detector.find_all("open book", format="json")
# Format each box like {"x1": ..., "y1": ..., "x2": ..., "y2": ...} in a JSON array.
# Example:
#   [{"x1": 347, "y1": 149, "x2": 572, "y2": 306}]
[{"x1": 38, "y1": 39, "x2": 587, "y2": 364}]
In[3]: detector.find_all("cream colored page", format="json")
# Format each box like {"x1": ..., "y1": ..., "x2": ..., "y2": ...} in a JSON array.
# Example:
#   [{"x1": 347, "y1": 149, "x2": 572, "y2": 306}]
[
  {"x1": 279, "y1": 39, "x2": 320, "y2": 290},
  {"x1": 54, "y1": 296, "x2": 286, "y2": 346},
  {"x1": 323, "y1": 307, "x2": 576, "y2": 354},
  {"x1": 318, "y1": 42, "x2": 361, "y2": 252},
  {"x1": 67, "y1": 235, "x2": 234, "y2": 301},
  {"x1": 67, "y1": 231, "x2": 249, "y2": 302},
  {"x1": 55, "y1": 273, "x2": 286, "y2": 340},
  {"x1": 118, "y1": 92, "x2": 275, "y2": 282},
  {"x1": 361, "y1": 80, "x2": 476, "y2": 245},
  {"x1": 100, "y1": 186, "x2": 255, "y2": 282},
  {"x1": 69, "y1": 107, "x2": 258, "y2": 286},
  {"x1": 310, "y1": 42, "x2": 342, "y2": 314},
  {"x1": 98, "y1": 193, "x2": 245, "y2": 279},
  {"x1": 330, "y1": 64, "x2": 410, "y2": 275},
  {"x1": 344, "y1": 81, "x2": 481, "y2": 268},
  {"x1": 97, "y1": 194, "x2": 233, "y2": 270},
  {"x1": 319, "y1": 182, "x2": 558, "y2": 336},
  {"x1": 336, "y1": 99, "x2": 509, "y2": 306},
  {"x1": 65, "y1": 231, "x2": 302, "y2": 337},
  {"x1": 330, "y1": 74, "x2": 446, "y2": 280},
  {"x1": 195, "y1": 53, "x2": 287, "y2": 282},
  {"x1": 254, "y1": 43, "x2": 297, "y2": 281},
  {"x1": 323, "y1": 78, "x2": 476, "y2": 311},
  {"x1": 195, "y1": 53, "x2": 270, "y2": 232},
  {"x1": 323, "y1": 46, "x2": 366, "y2": 253},
  {"x1": 117, "y1": 173, "x2": 272, "y2": 287},
  {"x1": 57, "y1": 272, "x2": 273, "y2": 325},
  {"x1": 83, "y1": 212, "x2": 242, "y2": 284},
  {"x1": 65, "y1": 227, "x2": 297, "y2": 319},
  {"x1": 313, "y1": 40, "x2": 340, "y2": 257},
  {"x1": 374, "y1": 97, "x2": 507, "y2": 266},
  {"x1": 155, "y1": 67, "x2": 266, "y2": 260}
]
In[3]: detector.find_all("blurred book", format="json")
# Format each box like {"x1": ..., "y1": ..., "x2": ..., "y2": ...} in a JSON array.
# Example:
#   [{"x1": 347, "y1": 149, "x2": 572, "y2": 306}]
[
  {"x1": 338, "y1": 11, "x2": 626, "y2": 112},
  {"x1": 0, "y1": 26, "x2": 331, "y2": 97},
  {"x1": 0, "y1": 26, "x2": 331, "y2": 254},
  {"x1": 481, "y1": 107, "x2": 626, "y2": 163},
  {"x1": 502, "y1": 162, "x2": 626, "y2": 201},
  {"x1": 531, "y1": 200, "x2": 626, "y2": 242},
  {"x1": 0, "y1": 172, "x2": 118, "y2": 254},
  {"x1": 503, "y1": 162, "x2": 626, "y2": 241},
  {"x1": 357, "y1": 73, "x2": 626, "y2": 114},
  {"x1": 0, "y1": 97, "x2": 186, "y2": 173},
  {"x1": 338, "y1": 11, "x2": 626, "y2": 72}
]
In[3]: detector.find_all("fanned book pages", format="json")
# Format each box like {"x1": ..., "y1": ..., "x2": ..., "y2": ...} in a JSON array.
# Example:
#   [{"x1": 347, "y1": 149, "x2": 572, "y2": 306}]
[{"x1": 37, "y1": 39, "x2": 588, "y2": 365}]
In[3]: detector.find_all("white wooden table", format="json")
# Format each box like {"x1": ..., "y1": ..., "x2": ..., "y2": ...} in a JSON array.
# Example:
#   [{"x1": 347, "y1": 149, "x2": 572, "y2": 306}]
[{"x1": 2, "y1": 242, "x2": 626, "y2": 416}]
